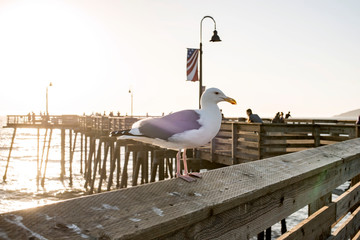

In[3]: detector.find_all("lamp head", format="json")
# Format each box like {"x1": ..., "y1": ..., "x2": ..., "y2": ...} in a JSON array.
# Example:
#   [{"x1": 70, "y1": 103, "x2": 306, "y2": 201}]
[
  {"x1": 210, "y1": 30, "x2": 221, "y2": 42},
  {"x1": 49, "y1": 82, "x2": 53, "y2": 87}
]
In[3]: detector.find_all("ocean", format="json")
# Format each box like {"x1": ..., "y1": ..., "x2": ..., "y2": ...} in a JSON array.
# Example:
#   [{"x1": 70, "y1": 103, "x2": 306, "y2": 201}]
[
  {"x1": 0, "y1": 116, "x2": 85, "y2": 213},
  {"x1": 0, "y1": 116, "x2": 351, "y2": 238}
]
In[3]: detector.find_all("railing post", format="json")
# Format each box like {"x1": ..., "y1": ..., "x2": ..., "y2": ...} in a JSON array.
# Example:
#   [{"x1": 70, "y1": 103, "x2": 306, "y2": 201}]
[
  {"x1": 313, "y1": 125, "x2": 320, "y2": 147},
  {"x1": 231, "y1": 123, "x2": 237, "y2": 164},
  {"x1": 258, "y1": 124, "x2": 263, "y2": 160}
]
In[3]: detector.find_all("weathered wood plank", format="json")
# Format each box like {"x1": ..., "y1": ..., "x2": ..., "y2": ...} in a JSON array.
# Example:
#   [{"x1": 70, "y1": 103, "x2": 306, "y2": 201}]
[
  {"x1": 236, "y1": 123, "x2": 261, "y2": 132},
  {"x1": 262, "y1": 125, "x2": 314, "y2": 133},
  {"x1": 260, "y1": 143, "x2": 315, "y2": 148},
  {"x1": 215, "y1": 138, "x2": 232, "y2": 145},
  {"x1": 235, "y1": 152, "x2": 259, "y2": 162},
  {"x1": 320, "y1": 135, "x2": 351, "y2": 142},
  {"x1": 261, "y1": 151, "x2": 296, "y2": 158},
  {"x1": 237, "y1": 140, "x2": 259, "y2": 148},
  {"x1": 261, "y1": 135, "x2": 314, "y2": 140},
  {"x1": 351, "y1": 229, "x2": 360, "y2": 240},
  {"x1": 330, "y1": 205, "x2": 360, "y2": 240},
  {"x1": 335, "y1": 181, "x2": 360, "y2": 219},
  {"x1": 319, "y1": 125, "x2": 355, "y2": 134},
  {"x1": 238, "y1": 133, "x2": 259, "y2": 141},
  {"x1": 219, "y1": 122, "x2": 232, "y2": 131},
  {"x1": 216, "y1": 131, "x2": 232, "y2": 138},
  {"x1": 277, "y1": 204, "x2": 335, "y2": 240},
  {"x1": 235, "y1": 146, "x2": 259, "y2": 156}
]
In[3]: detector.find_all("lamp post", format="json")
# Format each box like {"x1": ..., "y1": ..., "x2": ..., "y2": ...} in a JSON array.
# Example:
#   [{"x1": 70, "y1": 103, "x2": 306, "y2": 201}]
[
  {"x1": 129, "y1": 89, "x2": 133, "y2": 116},
  {"x1": 46, "y1": 82, "x2": 53, "y2": 115},
  {"x1": 199, "y1": 16, "x2": 221, "y2": 109}
]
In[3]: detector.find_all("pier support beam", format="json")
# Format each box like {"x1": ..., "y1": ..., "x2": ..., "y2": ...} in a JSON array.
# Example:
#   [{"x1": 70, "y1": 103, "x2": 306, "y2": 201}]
[
  {"x1": 2, "y1": 128, "x2": 17, "y2": 181},
  {"x1": 90, "y1": 138, "x2": 103, "y2": 193},
  {"x1": 60, "y1": 128, "x2": 65, "y2": 181},
  {"x1": 41, "y1": 128, "x2": 53, "y2": 187},
  {"x1": 115, "y1": 141, "x2": 121, "y2": 189},
  {"x1": 36, "y1": 128, "x2": 40, "y2": 189},
  {"x1": 80, "y1": 133, "x2": 83, "y2": 174},
  {"x1": 69, "y1": 131, "x2": 77, "y2": 187},
  {"x1": 40, "y1": 128, "x2": 48, "y2": 174}
]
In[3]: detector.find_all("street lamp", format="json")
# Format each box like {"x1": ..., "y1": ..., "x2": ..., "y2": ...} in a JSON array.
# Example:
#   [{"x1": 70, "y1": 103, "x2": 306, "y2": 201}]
[
  {"x1": 46, "y1": 82, "x2": 53, "y2": 115},
  {"x1": 129, "y1": 89, "x2": 133, "y2": 116},
  {"x1": 199, "y1": 16, "x2": 221, "y2": 108}
]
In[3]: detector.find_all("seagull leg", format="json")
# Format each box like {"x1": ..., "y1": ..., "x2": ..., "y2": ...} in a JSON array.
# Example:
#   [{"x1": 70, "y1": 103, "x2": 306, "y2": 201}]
[
  {"x1": 176, "y1": 150, "x2": 181, "y2": 177},
  {"x1": 186, "y1": 149, "x2": 202, "y2": 178},
  {"x1": 182, "y1": 148, "x2": 189, "y2": 175},
  {"x1": 177, "y1": 149, "x2": 196, "y2": 182}
]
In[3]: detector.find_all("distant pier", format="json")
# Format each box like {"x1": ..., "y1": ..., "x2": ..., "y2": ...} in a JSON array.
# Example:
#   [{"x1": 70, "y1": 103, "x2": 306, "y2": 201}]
[{"x1": 3, "y1": 115, "x2": 359, "y2": 192}]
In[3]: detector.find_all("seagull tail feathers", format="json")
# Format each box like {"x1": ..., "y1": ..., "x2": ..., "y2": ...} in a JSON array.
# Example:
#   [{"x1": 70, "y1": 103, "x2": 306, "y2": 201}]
[{"x1": 110, "y1": 129, "x2": 134, "y2": 137}]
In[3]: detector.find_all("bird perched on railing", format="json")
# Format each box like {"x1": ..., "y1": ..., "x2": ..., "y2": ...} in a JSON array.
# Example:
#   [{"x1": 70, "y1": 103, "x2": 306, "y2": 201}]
[{"x1": 110, "y1": 87, "x2": 236, "y2": 182}]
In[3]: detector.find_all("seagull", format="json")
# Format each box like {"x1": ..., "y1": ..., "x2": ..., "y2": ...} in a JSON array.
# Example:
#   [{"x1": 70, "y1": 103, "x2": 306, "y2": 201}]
[{"x1": 110, "y1": 88, "x2": 236, "y2": 182}]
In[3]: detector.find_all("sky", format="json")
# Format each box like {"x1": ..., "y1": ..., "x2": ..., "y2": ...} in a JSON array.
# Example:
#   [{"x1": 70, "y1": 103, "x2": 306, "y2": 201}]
[{"x1": 0, "y1": 0, "x2": 359, "y2": 118}]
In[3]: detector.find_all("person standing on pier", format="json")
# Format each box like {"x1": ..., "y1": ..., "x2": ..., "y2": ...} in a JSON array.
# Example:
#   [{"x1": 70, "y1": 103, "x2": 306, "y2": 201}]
[{"x1": 246, "y1": 109, "x2": 263, "y2": 123}]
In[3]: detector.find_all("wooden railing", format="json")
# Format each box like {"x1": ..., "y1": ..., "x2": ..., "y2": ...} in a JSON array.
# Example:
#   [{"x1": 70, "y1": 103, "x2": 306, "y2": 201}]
[
  {"x1": 199, "y1": 122, "x2": 359, "y2": 165},
  {"x1": 6, "y1": 115, "x2": 359, "y2": 166},
  {"x1": 6, "y1": 115, "x2": 81, "y2": 127},
  {"x1": 1, "y1": 138, "x2": 359, "y2": 239}
]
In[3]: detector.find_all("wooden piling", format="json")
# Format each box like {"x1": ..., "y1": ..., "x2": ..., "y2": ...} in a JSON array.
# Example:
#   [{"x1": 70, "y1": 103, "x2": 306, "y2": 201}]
[
  {"x1": 90, "y1": 139, "x2": 102, "y2": 193},
  {"x1": 102, "y1": 142, "x2": 110, "y2": 180},
  {"x1": 165, "y1": 154, "x2": 174, "y2": 179},
  {"x1": 84, "y1": 136, "x2": 95, "y2": 189},
  {"x1": 151, "y1": 150, "x2": 165, "y2": 182},
  {"x1": 98, "y1": 141, "x2": 110, "y2": 192},
  {"x1": 39, "y1": 128, "x2": 48, "y2": 173},
  {"x1": 84, "y1": 134, "x2": 88, "y2": 177},
  {"x1": 132, "y1": 151, "x2": 146, "y2": 186},
  {"x1": 2, "y1": 127, "x2": 16, "y2": 181},
  {"x1": 120, "y1": 146, "x2": 130, "y2": 188},
  {"x1": 80, "y1": 133, "x2": 83, "y2": 174},
  {"x1": 115, "y1": 141, "x2": 121, "y2": 189},
  {"x1": 41, "y1": 128, "x2": 52, "y2": 187},
  {"x1": 158, "y1": 151, "x2": 165, "y2": 181},
  {"x1": 142, "y1": 151, "x2": 149, "y2": 184},
  {"x1": 36, "y1": 128, "x2": 40, "y2": 189},
  {"x1": 60, "y1": 128, "x2": 65, "y2": 181},
  {"x1": 107, "y1": 141, "x2": 117, "y2": 191},
  {"x1": 69, "y1": 131, "x2": 77, "y2": 187}
]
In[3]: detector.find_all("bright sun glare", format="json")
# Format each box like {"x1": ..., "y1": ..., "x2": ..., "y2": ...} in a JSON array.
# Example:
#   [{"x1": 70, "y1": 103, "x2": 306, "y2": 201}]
[{"x1": 0, "y1": 1, "x2": 122, "y2": 115}]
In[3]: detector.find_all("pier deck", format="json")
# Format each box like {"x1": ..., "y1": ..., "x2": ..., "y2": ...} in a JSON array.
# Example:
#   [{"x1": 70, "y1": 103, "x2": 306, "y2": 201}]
[{"x1": 0, "y1": 138, "x2": 359, "y2": 239}]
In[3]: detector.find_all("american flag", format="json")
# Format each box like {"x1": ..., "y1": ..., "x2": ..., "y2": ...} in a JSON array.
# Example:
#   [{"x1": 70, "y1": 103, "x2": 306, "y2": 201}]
[{"x1": 186, "y1": 48, "x2": 199, "y2": 81}]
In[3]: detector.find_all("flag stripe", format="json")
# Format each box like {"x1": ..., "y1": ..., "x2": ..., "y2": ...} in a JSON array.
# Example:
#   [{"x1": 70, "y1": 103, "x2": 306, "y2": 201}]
[{"x1": 186, "y1": 48, "x2": 199, "y2": 82}]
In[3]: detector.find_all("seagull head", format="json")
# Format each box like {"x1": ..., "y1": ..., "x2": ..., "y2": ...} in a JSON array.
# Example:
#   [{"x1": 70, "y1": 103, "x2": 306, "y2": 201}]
[{"x1": 200, "y1": 88, "x2": 237, "y2": 108}]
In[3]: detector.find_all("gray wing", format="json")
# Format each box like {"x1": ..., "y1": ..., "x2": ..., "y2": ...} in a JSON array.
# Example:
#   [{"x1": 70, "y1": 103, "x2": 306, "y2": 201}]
[{"x1": 138, "y1": 110, "x2": 202, "y2": 140}]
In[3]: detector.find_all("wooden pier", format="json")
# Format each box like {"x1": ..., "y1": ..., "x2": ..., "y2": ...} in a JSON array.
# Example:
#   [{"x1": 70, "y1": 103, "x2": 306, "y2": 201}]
[
  {"x1": 2, "y1": 115, "x2": 360, "y2": 192},
  {"x1": 0, "y1": 138, "x2": 359, "y2": 239}
]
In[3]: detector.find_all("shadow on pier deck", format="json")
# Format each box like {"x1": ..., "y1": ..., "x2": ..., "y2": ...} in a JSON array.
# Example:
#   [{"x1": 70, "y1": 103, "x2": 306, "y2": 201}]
[{"x1": 0, "y1": 138, "x2": 359, "y2": 239}]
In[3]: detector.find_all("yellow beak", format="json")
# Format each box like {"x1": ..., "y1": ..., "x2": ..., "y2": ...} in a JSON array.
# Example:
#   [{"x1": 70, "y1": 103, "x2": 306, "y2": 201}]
[{"x1": 224, "y1": 97, "x2": 237, "y2": 105}]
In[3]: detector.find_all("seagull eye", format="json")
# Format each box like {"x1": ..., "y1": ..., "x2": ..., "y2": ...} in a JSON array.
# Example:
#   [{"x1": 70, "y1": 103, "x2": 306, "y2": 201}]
[{"x1": 215, "y1": 92, "x2": 219, "y2": 95}]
